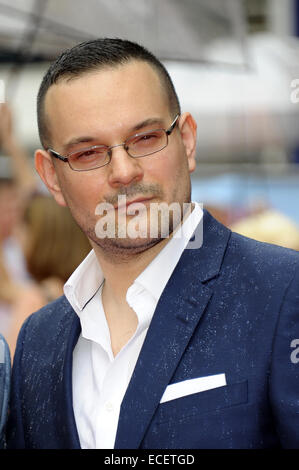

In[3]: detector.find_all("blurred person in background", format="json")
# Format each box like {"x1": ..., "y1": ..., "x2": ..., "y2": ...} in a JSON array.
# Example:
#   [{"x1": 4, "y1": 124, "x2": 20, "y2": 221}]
[
  {"x1": 0, "y1": 103, "x2": 36, "y2": 334},
  {"x1": 0, "y1": 177, "x2": 26, "y2": 283},
  {"x1": 230, "y1": 208, "x2": 299, "y2": 251},
  {"x1": 0, "y1": 333, "x2": 10, "y2": 449},
  {"x1": 3, "y1": 194, "x2": 91, "y2": 357},
  {"x1": 0, "y1": 103, "x2": 37, "y2": 198},
  {"x1": 0, "y1": 103, "x2": 91, "y2": 355},
  {"x1": 0, "y1": 102, "x2": 38, "y2": 283}
]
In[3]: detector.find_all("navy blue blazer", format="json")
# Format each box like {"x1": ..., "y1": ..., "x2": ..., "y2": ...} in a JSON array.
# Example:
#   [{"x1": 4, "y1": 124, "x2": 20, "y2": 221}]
[
  {"x1": 6, "y1": 210, "x2": 299, "y2": 448},
  {"x1": 0, "y1": 334, "x2": 10, "y2": 449}
]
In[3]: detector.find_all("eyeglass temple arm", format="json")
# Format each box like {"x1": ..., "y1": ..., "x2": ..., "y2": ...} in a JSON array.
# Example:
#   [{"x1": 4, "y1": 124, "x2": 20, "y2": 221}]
[
  {"x1": 166, "y1": 114, "x2": 180, "y2": 135},
  {"x1": 48, "y1": 149, "x2": 68, "y2": 162}
]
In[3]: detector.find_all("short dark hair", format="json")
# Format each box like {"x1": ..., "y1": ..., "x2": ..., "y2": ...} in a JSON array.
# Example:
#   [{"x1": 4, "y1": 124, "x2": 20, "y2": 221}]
[{"x1": 37, "y1": 38, "x2": 181, "y2": 148}]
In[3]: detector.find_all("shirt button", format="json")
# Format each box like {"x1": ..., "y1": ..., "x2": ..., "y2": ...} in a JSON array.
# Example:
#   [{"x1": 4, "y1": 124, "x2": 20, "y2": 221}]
[{"x1": 105, "y1": 401, "x2": 114, "y2": 412}]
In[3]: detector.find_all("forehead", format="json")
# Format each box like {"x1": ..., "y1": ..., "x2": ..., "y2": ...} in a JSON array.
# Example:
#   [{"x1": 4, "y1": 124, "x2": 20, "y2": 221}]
[{"x1": 44, "y1": 61, "x2": 171, "y2": 146}]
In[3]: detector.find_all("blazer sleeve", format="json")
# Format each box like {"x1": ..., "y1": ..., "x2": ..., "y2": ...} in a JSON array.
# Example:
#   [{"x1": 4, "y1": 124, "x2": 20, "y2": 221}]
[
  {"x1": 0, "y1": 334, "x2": 10, "y2": 449},
  {"x1": 269, "y1": 265, "x2": 299, "y2": 448},
  {"x1": 5, "y1": 316, "x2": 32, "y2": 449}
]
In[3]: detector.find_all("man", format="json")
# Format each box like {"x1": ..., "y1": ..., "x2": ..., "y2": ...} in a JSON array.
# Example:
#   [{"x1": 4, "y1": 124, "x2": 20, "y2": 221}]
[{"x1": 7, "y1": 38, "x2": 299, "y2": 449}]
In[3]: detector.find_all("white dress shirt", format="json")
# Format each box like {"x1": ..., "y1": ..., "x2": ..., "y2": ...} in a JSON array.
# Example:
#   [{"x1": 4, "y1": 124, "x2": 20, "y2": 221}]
[{"x1": 64, "y1": 202, "x2": 203, "y2": 449}]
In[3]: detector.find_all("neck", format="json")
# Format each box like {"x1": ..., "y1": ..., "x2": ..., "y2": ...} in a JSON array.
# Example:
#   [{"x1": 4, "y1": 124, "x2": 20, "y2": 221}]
[
  {"x1": 92, "y1": 236, "x2": 169, "y2": 303},
  {"x1": 90, "y1": 202, "x2": 194, "y2": 303}
]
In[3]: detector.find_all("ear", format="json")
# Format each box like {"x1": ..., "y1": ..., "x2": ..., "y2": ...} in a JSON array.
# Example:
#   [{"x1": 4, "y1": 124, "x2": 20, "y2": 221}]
[
  {"x1": 178, "y1": 112, "x2": 197, "y2": 173},
  {"x1": 34, "y1": 149, "x2": 67, "y2": 207}
]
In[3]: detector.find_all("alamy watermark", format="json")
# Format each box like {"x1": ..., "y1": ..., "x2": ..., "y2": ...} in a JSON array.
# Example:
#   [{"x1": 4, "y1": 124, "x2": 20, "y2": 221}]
[
  {"x1": 94, "y1": 196, "x2": 203, "y2": 249},
  {"x1": 290, "y1": 339, "x2": 299, "y2": 364},
  {"x1": 290, "y1": 79, "x2": 299, "y2": 104}
]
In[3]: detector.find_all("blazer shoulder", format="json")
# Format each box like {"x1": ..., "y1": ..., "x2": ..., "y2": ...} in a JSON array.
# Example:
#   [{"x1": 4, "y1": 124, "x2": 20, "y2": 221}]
[
  {"x1": 17, "y1": 295, "x2": 77, "y2": 351},
  {"x1": 203, "y1": 210, "x2": 299, "y2": 274},
  {"x1": 228, "y1": 229, "x2": 299, "y2": 274}
]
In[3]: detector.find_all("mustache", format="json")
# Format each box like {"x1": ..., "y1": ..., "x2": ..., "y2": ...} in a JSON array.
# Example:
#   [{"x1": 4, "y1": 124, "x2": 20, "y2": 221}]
[{"x1": 103, "y1": 183, "x2": 164, "y2": 206}]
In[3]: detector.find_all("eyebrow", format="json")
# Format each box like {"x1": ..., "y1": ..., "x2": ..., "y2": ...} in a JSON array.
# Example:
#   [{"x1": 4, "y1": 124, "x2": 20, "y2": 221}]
[
  {"x1": 61, "y1": 117, "x2": 166, "y2": 153},
  {"x1": 131, "y1": 117, "x2": 165, "y2": 132}
]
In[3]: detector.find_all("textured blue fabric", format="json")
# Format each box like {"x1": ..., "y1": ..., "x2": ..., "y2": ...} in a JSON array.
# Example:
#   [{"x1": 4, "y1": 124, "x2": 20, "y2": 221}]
[
  {"x1": 6, "y1": 210, "x2": 299, "y2": 448},
  {"x1": 0, "y1": 334, "x2": 11, "y2": 449}
]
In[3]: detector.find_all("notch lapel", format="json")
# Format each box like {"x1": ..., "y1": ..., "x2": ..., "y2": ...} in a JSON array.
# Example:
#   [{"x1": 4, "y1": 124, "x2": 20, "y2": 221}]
[{"x1": 115, "y1": 279, "x2": 212, "y2": 449}]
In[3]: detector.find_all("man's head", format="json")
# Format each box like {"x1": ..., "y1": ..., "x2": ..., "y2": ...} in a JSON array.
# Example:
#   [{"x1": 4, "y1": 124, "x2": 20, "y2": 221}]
[
  {"x1": 37, "y1": 38, "x2": 181, "y2": 149},
  {"x1": 35, "y1": 38, "x2": 197, "y2": 258}
]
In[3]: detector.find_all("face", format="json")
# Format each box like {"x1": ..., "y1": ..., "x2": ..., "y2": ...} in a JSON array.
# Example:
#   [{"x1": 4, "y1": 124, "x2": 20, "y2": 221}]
[{"x1": 35, "y1": 61, "x2": 197, "y2": 258}]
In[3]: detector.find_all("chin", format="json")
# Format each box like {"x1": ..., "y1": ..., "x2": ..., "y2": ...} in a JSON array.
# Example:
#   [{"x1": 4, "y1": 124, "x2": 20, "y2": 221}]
[{"x1": 94, "y1": 234, "x2": 163, "y2": 257}]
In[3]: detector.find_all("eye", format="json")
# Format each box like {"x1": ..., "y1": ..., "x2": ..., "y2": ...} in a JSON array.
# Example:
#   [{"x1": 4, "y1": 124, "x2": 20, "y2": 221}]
[
  {"x1": 72, "y1": 147, "x2": 107, "y2": 161},
  {"x1": 131, "y1": 131, "x2": 162, "y2": 147},
  {"x1": 138, "y1": 133, "x2": 159, "y2": 142},
  {"x1": 141, "y1": 134, "x2": 156, "y2": 140}
]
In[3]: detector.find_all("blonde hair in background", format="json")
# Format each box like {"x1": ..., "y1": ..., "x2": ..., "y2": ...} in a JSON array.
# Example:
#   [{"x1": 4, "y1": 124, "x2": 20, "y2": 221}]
[
  {"x1": 24, "y1": 194, "x2": 91, "y2": 283},
  {"x1": 230, "y1": 209, "x2": 299, "y2": 251}
]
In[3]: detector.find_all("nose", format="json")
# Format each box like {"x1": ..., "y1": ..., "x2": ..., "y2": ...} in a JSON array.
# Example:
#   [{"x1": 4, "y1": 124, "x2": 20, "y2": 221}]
[{"x1": 107, "y1": 145, "x2": 144, "y2": 188}]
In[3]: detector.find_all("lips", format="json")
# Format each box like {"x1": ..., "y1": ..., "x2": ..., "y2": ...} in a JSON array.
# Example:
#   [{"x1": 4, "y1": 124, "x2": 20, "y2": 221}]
[{"x1": 115, "y1": 196, "x2": 153, "y2": 211}]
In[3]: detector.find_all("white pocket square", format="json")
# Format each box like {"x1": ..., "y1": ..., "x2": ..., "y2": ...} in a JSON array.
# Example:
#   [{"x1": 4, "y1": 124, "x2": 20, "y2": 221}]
[{"x1": 160, "y1": 373, "x2": 226, "y2": 403}]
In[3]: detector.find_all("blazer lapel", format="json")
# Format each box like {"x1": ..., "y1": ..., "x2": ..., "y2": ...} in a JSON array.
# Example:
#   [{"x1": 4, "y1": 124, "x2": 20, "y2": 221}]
[
  {"x1": 115, "y1": 210, "x2": 231, "y2": 449},
  {"x1": 115, "y1": 278, "x2": 213, "y2": 449}
]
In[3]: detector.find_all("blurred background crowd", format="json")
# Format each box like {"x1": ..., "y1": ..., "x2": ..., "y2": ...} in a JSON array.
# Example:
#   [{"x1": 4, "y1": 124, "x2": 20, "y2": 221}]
[
  {"x1": 1, "y1": 0, "x2": 299, "y2": 357},
  {"x1": 0, "y1": 103, "x2": 91, "y2": 357}
]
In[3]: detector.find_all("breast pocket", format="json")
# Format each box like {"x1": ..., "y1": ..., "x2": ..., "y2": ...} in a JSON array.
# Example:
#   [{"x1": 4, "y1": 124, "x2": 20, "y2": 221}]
[{"x1": 155, "y1": 380, "x2": 248, "y2": 425}]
